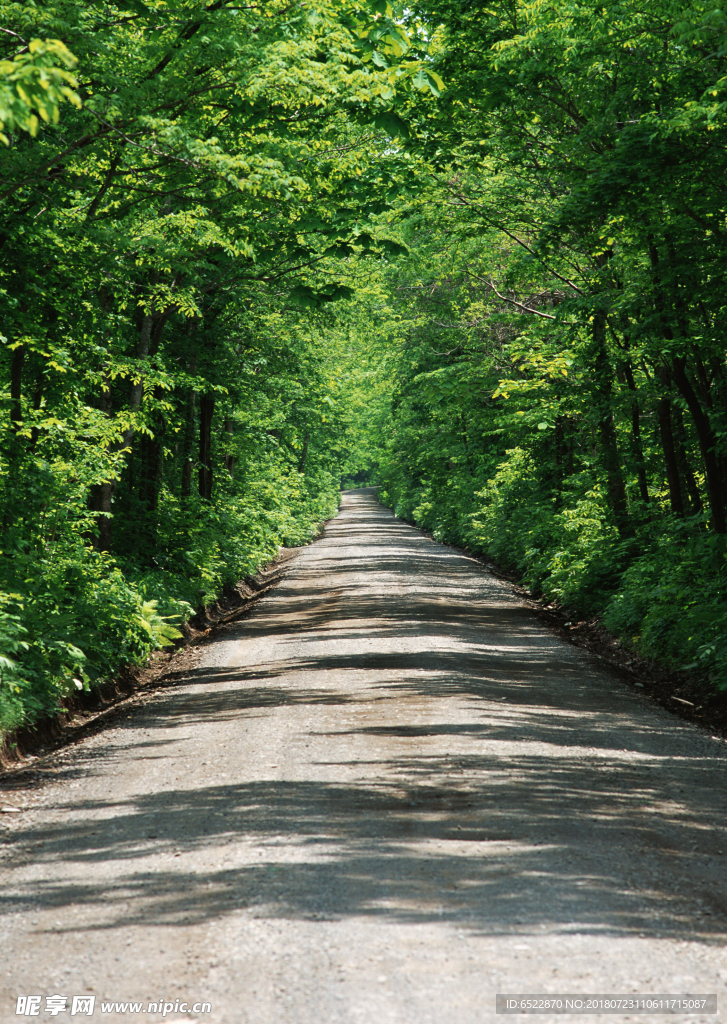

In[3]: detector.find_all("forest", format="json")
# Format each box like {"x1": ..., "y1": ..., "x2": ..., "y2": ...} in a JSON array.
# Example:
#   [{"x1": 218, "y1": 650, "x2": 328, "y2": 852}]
[{"x1": 1, "y1": 0, "x2": 726, "y2": 738}]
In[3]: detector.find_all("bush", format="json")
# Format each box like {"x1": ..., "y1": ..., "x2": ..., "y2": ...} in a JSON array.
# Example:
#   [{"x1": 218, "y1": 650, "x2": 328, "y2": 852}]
[
  {"x1": 0, "y1": 468, "x2": 340, "y2": 737},
  {"x1": 382, "y1": 442, "x2": 727, "y2": 693},
  {"x1": 604, "y1": 529, "x2": 727, "y2": 688}
]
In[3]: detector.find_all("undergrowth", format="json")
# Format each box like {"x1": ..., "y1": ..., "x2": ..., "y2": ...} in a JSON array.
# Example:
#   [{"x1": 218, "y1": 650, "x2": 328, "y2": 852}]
[
  {"x1": 0, "y1": 471, "x2": 339, "y2": 739},
  {"x1": 380, "y1": 449, "x2": 727, "y2": 692}
]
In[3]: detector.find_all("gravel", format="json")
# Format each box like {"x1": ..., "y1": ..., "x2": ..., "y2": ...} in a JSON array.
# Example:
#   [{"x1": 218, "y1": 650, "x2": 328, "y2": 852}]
[{"x1": 1, "y1": 487, "x2": 726, "y2": 1023}]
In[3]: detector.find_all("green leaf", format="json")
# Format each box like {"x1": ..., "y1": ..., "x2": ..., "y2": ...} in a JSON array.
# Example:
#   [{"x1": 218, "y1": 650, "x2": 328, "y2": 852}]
[
  {"x1": 377, "y1": 238, "x2": 408, "y2": 256},
  {"x1": 289, "y1": 284, "x2": 354, "y2": 308},
  {"x1": 373, "y1": 111, "x2": 409, "y2": 138}
]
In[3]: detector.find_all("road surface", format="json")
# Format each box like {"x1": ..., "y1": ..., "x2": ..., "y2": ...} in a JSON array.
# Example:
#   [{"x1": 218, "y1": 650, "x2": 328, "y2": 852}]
[{"x1": 2, "y1": 488, "x2": 727, "y2": 1023}]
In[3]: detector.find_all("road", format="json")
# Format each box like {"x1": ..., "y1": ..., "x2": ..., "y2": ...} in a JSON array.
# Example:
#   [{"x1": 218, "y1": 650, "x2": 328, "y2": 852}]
[{"x1": 2, "y1": 487, "x2": 727, "y2": 1024}]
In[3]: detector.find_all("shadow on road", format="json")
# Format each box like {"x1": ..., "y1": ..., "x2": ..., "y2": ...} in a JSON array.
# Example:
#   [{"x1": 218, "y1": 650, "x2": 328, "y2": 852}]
[
  {"x1": 3, "y1": 489, "x2": 727, "y2": 945},
  {"x1": 4, "y1": 762, "x2": 727, "y2": 942}
]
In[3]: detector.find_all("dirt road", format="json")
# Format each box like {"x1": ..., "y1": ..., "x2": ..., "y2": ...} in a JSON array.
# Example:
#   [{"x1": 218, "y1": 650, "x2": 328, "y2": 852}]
[{"x1": 2, "y1": 488, "x2": 727, "y2": 1023}]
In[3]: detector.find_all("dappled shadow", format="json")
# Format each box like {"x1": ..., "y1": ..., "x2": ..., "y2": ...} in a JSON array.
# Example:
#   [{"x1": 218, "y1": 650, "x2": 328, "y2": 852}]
[
  {"x1": 4, "y1": 762, "x2": 727, "y2": 940},
  {"x1": 49, "y1": 653, "x2": 694, "y2": 757},
  {"x1": 3, "y1": 487, "x2": 727, "y2": 947}
]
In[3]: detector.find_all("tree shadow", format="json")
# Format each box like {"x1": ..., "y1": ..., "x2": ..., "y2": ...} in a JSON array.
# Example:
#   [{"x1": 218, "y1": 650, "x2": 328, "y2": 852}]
[
  {"x1": 3, "y1": 486, "x2": 727, "y2": 945},
  {"x1": 4, "y1": 762, "x2": 727, "y2": 941}
]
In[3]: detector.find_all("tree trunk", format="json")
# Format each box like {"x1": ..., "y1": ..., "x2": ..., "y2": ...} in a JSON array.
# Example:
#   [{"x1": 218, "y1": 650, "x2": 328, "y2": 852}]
[
  {"x1": 86, "y1": 366, "x2": 117, "y2": 550},
  {"x1": 671, "y1": 356, "x2": 726, "y2": 533},
  {"x1": 181, "y1": 346, "x2": 197, "y2": 501},
  {"x1": 622, "y1": 361, "x2": 649, "y2": 505},
  {"x1": 553, "y1": 416, "x2": 566, "y2": 507},
  {"x1": 139, "y1": 428, "x2": 163, "y2": 513},
  {"x1": 297, "y1": 430, "x2": 310, "y2": 474},
  {"x1": 181, "y1": 452, "x2": 194, "y2": 499},
  {"x1": 198, "y1": 393, "x2": 215, "y2": 500},
  {"x1": 96, "y1": 481, "x2": 114, "y2": 552},
  {"x1": 149, "y1": 309, "x2": 172, "y2": 358},
  {"x1": 224, "y1": 417, "x2": 235, "y2": 478},
  {"x1": 648, "y1": 237, "x2": 726, "y2": 532},
  {"x1": 709, "y1": 356, "x2": 727, "y2": 418},
  {"x1": 30, "y1": 367, "x2": 44, "y2": 451},
  {"x1": 181, "y1": 389, "x2": 197, "y2": 501},
  {"x1": 10, "y1": 344, "x2": 25, "y2": 431},
  {"x1": 673, "y1": 406, "x2": 703, "y2": 514},
  {"x1": 656, "y1": 395, "x2": 684, "y2": 517},
  {"x1": 128, "y1": 311, "x2": 154, "y2": 418},
  {"x1": 593, "y1": 313, "x2": 632, "y2": 537}
]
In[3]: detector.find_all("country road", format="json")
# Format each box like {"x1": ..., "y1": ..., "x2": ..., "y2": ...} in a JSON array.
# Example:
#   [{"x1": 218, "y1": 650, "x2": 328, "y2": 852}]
[{"x1": 2, "y1": 487, "x2": 727, "y2": 1024}]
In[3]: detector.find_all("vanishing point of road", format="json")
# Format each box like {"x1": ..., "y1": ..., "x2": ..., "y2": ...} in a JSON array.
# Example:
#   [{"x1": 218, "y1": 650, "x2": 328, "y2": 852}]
[{"x1": 2, "y1": 488, "x2": 727, "y2": 1023}]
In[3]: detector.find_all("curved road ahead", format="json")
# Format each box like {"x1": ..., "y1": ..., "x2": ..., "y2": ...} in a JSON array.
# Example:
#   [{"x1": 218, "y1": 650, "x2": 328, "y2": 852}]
[{"x1": 2, "y1": 488, "x2": 727, "y2": 1023}]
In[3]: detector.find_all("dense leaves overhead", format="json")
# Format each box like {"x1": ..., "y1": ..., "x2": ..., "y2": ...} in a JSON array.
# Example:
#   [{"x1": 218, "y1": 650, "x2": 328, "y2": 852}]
[
  {"x1": 374, "y1": 0, "x2": 727, "y2": 688},
  {"x1": 1, "y1": 0, "x2": 727, "y2": 735},
  {"x1": 0, "y1": 0, "x2": 441, "y2": 731}
]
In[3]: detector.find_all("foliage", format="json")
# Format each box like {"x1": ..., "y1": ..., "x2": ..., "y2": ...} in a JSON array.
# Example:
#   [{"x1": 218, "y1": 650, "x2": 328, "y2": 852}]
[
  {"x1": 0, "y1": 0, "x2": 436, "y2": 737},
  {"x1": 2, "y1": 0, "x2": 727, "y2": 739},
  {"x1": 369, "y1": 87, "x2": 727, "y2": 687},
  {"x1": 0, "y1": 37, "x2": 80, "y2": 144},
  {"x1": 362, "y1": 0, "x2": 727, "y2": 689}
]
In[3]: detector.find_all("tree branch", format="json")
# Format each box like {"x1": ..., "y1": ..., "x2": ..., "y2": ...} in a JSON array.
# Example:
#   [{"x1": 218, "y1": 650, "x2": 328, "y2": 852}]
[{"x1": 467, "y1": 272, "x2": 557, "y2": 320}]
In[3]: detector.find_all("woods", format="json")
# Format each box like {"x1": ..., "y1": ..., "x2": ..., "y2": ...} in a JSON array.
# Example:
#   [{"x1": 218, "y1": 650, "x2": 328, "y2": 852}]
[
  {"x1": 0, "y1": 0, "x2": 438, "y2": 734},
  {"x1": 2, "y1": 0, "x2": 727, "y2": 737},
  {"x1": 374, "y1": 0, "x2": 727, "y2": 692}
]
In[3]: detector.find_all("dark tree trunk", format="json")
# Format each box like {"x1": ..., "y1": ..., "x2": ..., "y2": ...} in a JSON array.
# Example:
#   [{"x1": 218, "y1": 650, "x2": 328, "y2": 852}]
[
  {"x1": 692, "y1": 353, "x2": 714, "y2": 411},
  {"x1": 671, "y1": 356, "x2": 726, "y2": 532},
  {"x1": 672, "y1": 406, "x2": 703, "y2": 514},
  {"x1": 297, "y1": 430, "x2": 310, "y2": 474},
  {"x1": 181, "y1": 389, "x2": 197, "y2": 500},
  {"x1": 622, "y1": 361, "x2": 649, "y2": 504},
  {"x1": 29, "y1": 362, "x2": 45, "y2": 451},
  {"x1": 553, "y1": 416, "x2": 566, "y2": 506},
  {"x1": 181, "y1": 452, "x2": 194, "y2": 499},
  {"x1": 181, "y1": 348, "x2": 197, "y2": 501},
  {"x1": 593, "y1": 313, "x2": 632, "y2": 537},
  {"x1": 10, "y1": 344, "x2": 25, "y2": 431},
  {"x1": 656, "y1": 395, "x2": 684, "y2": 517},
  {"x1": 88, "y1": 477, "x2": 115, "y2": 552},
  {"x1": 87, "y1": 367, "x2": 117, "y2": 550},
  {"x1": 96, "y1": 481, "x2": 114, "y2": 552},
  {"x1": 709, "y1": 356, "x2": 727, "y2": 419},
  {"x1": 149, "y1": 308, "x2": 172, "y2": 358},
  {"x1": 128, "y1": 311, "x2": 154, "y2": 418},
  {"x1": 139, "y1": 429, "x2": 163, "y2": 513},
  {"x1": 138, "y1": 364, "x2": 167, "y2": 518},
  {"x1": 198, "y1": 393, "x2": 215, "y2": 500},
  {"x1": 565, "y1": 416, "x2": 575, "y2": 477},
  {"x1": 223, "y1": 417, "x2": 235, "y2": 478}
]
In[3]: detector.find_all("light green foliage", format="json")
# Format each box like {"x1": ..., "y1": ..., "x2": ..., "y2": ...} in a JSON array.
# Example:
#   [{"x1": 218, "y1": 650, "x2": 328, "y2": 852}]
[
  {"x1": 370, "y1": 103, "x2": 727, "y2": 690},
  {"x1": 0, "y1": 37, "x2": 80, "y2": 143},
  {"x1": 136, "y1": 602, "x2": 184, "y2": 649},
  {"x1": 323, "y1": 286, "x2": 401, "y2": 487},
  {"x1": 0, "y1": 0, "x2": 430, "y2": 737},
  {"x1": 2, "y1": 0, "x2": 727, "y2": 738}
]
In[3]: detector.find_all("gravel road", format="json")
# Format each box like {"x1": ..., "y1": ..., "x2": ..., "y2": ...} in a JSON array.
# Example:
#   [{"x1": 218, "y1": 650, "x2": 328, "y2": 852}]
[{"x1": 2, "y1": 487, "x2": 727, "y2": 1024}]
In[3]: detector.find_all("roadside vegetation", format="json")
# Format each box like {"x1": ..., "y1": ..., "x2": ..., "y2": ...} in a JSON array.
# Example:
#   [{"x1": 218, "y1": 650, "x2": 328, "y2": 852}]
[
  {"x1": 374, "y1": 0, "x2": 727, "y2": 691},
  {"x1": 0, "y1": 0, "x2": 437, "y2": 735},
  {"x1": 2, "y1": 0, "x2": 726, "y2": 738}
]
